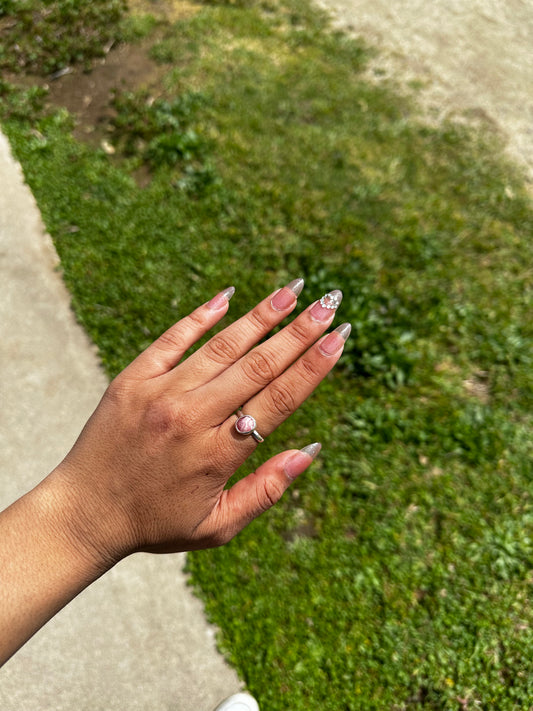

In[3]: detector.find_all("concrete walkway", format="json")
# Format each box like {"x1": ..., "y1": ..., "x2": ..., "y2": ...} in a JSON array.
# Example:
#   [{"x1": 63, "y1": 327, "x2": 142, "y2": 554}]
[
  {"x1": 0, "y1": 131, "x2": 241, "y2": 710},
  {"x1": 318, "y1": 0, "x2": 533, "y2": 182}
]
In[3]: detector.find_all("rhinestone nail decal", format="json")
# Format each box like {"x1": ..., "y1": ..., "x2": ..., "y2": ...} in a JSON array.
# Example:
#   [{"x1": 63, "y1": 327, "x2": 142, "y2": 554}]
[{"x1": 319, "y1": 291, "x2": 342, "y2": 310}]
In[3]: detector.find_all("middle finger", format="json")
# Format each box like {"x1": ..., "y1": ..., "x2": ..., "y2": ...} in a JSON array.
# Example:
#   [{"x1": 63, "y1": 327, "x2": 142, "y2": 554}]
[
  {"x1": 197, "y1": 289, "x2": 343, "y2": 420},
  {"x1": 173, "y1": 279, "x2": 305, "y2": 389}
]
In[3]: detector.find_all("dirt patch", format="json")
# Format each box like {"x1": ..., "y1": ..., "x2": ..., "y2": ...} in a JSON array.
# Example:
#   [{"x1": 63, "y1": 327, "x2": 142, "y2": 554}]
[
  {"x1": 46, "y1": 42, "x2": 167, "y2": 144},
  {"x1": 26, "y1": 0, "x2": 200, "y2": 147},
  {"x1": 316, "y1": 0, "x2": 533, "y2": 186}
]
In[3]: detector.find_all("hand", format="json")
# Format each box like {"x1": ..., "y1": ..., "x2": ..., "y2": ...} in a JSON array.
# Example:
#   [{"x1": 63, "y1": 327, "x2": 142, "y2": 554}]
[{"x1": 51, "y1": 280, "x2": 350, "y2": 569}]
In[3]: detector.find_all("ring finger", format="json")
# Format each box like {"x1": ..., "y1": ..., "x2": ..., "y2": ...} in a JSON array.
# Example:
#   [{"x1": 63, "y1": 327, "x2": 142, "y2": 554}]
[
  {"x1": 222, "y1": 322, "x2": 351, "y2": 450},
  {"x1": 199, "y1": 289, "x2": 344, "y2": 420}
]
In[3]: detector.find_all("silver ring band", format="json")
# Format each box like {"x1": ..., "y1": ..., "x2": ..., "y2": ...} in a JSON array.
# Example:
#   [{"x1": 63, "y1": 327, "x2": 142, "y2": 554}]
[{"x1": 234, "y1": 411, "x2": 264, "y2": 443}]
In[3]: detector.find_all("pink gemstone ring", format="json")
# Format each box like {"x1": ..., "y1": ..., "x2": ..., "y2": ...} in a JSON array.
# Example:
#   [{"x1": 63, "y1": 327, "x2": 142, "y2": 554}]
[{"x1": 234, "y1": 411, "x2": 265, "y2": 443}]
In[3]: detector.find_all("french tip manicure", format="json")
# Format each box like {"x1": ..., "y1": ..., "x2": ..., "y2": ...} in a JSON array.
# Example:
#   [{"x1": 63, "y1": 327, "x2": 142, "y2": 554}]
[
  {"x1": 334, "y1": 322, "x2": 352, "y2": 341},
  {"x1": 300, "y1": 442, "x2": 322, "y2": 459},
  {"x1": 287, "y1": 278, "x2": 305, "y2": 297},
  {"x1": 222, "y1": 286, "x2": 236, "y2": 300}
]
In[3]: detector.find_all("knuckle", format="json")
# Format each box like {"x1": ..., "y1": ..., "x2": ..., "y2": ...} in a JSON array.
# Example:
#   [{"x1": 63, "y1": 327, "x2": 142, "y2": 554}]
[
  {"x1": 288, "y1": 319, "x2": 311, "y2": 346},
  {"x1": 105, "y1": 373, "x2": 129, "y2": 404},
  {"x1": 145, "y1": 396, "x2": 197, "y2": 437},
  {"x1": 186, "y1": 309, "x2": 206, "y2": 329},
  {"x1": 157, "y1": 328, "x2": 186, "y2": 353},
  {"x1": 248, "y1": 307, "x2": 271, "y2": 333},
  {"x1": 298, "y1": 355, "x2": 322, "y2": 383},
  {"x1": 145, "y1": 398, "x2": 175, "y2": 435},
  {"x1": 241, "y1": 349, "x2": 276, "y2": 386},
  {"x1": 256, "y1": 478, "x2": 284, "y2": 513},
  {"x1": 204, "y1": 333, "x2": 241, "y2": 364},
  {"x1": 267, "y1": 381, "x2": 296, "y2": 417}
]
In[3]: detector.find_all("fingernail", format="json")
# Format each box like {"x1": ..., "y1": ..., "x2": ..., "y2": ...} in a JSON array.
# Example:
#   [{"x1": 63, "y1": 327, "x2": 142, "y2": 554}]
[
  {"x1": 287, "y1": 278, "x2": 305, "y2": 297},
  {"x1": 271, "y1": 277, "x2": 305, "y2": 312},
  {"x1": 309, "y1": 289, "x2": 343, "y2": 323},
  {"x1": 300, "y1": 442, "x2": 322, "y2": 459},
  {"x1": 207, "y1": 286, "x2": 235, "y2": 310},
  {"x1": 284, "y1": 442, "x2": 322, "y2": 480},
  {"x1": 318, "y1": 322, "x2": 351, "y2": 356}
]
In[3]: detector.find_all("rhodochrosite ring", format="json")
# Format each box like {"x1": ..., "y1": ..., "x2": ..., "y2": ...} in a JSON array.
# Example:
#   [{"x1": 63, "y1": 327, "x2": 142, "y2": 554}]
[{"x1": 234, "y1": 411, "x2": 265, "y2": 443}]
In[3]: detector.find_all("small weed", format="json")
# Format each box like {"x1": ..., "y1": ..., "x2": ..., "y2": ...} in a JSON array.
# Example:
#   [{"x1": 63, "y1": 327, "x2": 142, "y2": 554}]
[
  {"x1": 120, "y1": 13, "x2": 160, "y2": 42},
  {"x1": 0, "y1": 81, "x2": 48, "y2": 122},
  {"x1": 0, "y1": 0, "x2": 127, "y2": 74},
  {"x1": 150, "y1": 38, "x2": 179, "y2": 64},
  {"x1": 109, "y1": 89, "x2": 216, "y2": 189}
]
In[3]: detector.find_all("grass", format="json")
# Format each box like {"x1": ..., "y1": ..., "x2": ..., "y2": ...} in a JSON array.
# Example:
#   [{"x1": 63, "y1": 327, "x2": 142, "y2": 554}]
[
  {"x1": 1, "y1": 0, "x2": 533, "y2": 707},
  {"x1": 0, "y1": 0, "x2": 127, "y2": 74}
]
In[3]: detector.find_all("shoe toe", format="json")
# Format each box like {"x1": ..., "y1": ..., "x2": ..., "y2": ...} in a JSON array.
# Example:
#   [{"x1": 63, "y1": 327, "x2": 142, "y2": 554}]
[{"x1": 213, "y1": 692, "x2": 259, "y2": 711}]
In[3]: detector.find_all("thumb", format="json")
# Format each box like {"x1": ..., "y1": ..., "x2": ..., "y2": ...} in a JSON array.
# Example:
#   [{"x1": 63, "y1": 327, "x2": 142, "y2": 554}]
[{"x1": 200, "y1": 444, "x2": 322, "y2": 546}]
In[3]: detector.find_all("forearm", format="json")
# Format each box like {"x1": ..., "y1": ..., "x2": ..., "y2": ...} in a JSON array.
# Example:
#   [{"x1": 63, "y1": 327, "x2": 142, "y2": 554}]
[{"x1": 0, "y1": 468, "x2": 111, "y2": 666}]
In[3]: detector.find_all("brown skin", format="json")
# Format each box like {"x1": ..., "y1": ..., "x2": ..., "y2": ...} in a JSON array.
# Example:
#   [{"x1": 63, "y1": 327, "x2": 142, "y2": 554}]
[{"x1": 0, "y1": 283, "x2": 347, "y2": 665}]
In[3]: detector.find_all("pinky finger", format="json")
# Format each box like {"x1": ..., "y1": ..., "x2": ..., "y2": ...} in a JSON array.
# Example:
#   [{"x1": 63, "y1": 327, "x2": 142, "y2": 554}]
[{"x1": 197, "y1": 444, "x2": 322, "y2": 547}]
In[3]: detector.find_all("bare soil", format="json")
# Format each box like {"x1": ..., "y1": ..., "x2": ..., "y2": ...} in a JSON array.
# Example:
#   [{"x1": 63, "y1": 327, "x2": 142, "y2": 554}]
[
  {"x1": 47, "y1": 42, "x2": 166, "y2": 144},
  {"x1": 316, "y1": 0, "x2": 533, "y2": 184},
  {"x1": 34, "y1": 0, "x2": 199, "y2": 147}
]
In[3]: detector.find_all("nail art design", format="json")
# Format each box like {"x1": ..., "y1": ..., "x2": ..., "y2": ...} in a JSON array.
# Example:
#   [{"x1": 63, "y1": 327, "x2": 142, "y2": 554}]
[
  {"x1": 320, "y1": 290, "x2": 342, "y2": 310},
  {"x1": 309, "y1": 289, "x2": 343, "y2": 322}
]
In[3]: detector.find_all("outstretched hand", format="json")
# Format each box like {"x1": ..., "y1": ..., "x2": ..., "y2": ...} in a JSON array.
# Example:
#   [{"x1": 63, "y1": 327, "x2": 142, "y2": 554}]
[
  {"x1": 53, "y1": 279, "x2": 349, "y2": 567},
  {"x1": 0, "y1": 279, "x2": 349, "y2": 664}
]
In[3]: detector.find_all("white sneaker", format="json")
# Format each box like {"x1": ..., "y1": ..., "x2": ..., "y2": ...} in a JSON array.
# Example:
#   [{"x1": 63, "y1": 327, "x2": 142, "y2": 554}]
[{"x1": 213, "y1": 692, "x2": 260, "y2": 711}]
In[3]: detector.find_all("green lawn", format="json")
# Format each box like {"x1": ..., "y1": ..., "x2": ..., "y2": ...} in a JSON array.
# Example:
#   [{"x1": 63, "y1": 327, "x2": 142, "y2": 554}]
[{"x1": 2, "y1": 0, "x2": 533, "y2": 707}]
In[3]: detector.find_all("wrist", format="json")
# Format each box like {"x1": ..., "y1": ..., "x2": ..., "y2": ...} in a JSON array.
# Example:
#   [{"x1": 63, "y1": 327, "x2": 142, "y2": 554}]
[
  {"x1": 38, "y1": 462, "x2": 128, "y2": 579},
  {"x1": 0, "y1": 470, "x2": 120, "y2": 663}
]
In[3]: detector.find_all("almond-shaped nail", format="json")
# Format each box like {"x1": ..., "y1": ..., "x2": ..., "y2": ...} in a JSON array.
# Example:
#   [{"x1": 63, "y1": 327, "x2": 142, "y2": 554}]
[
  {"x1": 206, "y1": 286, "x2": 235, "y2": 310},
  {"x1": 284, "y1": 442, "x2": 322, "y2": 480},
  {"x1": 309, "y1": 289, "x2": 343, "y2": 323},
  {"x1": 319, "y1": 322, "x2": 351, "y2": 356},
  {"x1": 287, "y1": 278, "x2": 305, "y2": 296},
  {"x1": 271, "y1": 277, "x2": 305, "y2": 312}
]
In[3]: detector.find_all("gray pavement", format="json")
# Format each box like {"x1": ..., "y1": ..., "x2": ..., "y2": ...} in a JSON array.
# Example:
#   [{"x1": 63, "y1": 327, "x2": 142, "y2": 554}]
[
  {"x1": 0, "y1": 131, "x2": 242, "y2": 710},
  {"x1": 318, "y1": 0, "x2": 533, "y2": 182}
]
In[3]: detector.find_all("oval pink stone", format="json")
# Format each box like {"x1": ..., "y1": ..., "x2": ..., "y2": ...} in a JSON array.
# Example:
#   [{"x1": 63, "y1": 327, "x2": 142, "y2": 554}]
[{"x1": 235, "y1": 415, "x2": 256, "y2": 435}]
